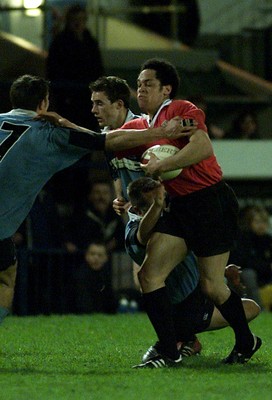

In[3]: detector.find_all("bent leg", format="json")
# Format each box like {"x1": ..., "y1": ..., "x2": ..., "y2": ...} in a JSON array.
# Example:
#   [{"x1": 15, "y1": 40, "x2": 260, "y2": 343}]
[
  {"x1": 198, "y1": 252, "x2": 230, "y2": 304},
  {"x1": 198, "y1": 253, "x2": 255, "y2": 353},
  {"x1": 207, "y1": 298, "x2": 261, "y2": 331},
  {"x1": 139, "y1": 232, "x2": 187, "y2": 293}
]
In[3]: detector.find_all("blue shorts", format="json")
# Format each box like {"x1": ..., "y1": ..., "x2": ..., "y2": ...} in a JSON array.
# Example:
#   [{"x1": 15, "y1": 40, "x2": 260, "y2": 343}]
[{"x1": 155, "y1": 181, "x2": 239, "y2": 257}]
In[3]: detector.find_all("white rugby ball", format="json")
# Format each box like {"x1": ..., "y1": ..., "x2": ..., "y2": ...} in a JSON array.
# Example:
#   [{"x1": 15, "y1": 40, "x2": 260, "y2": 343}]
[{"x1": 141, "y1": 144, "x2": 182, "y2": 181}]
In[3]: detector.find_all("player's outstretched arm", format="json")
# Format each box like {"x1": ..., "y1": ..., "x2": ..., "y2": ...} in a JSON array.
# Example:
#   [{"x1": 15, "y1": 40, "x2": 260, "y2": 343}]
[
  {"x1": 105, "y1": 119, "x2": 197, "y2": 151},
  {"x1": 37, "y1": 112, "x2": 196, "y2": 151}
]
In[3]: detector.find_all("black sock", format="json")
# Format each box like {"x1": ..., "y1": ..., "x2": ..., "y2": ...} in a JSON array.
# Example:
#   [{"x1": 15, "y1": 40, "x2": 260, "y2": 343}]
[
  {"x1": 216, "y1": 290, "x2": 253, "y2": 351},
  {"x1": 143, "y1": 287, "x2": 179, "y2": 360}
]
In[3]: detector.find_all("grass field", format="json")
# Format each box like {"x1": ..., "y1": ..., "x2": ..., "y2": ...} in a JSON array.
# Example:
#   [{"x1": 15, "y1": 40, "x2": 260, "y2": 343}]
[{"x1": 0, "y1": 311, "x2": 271, "y2": 400}]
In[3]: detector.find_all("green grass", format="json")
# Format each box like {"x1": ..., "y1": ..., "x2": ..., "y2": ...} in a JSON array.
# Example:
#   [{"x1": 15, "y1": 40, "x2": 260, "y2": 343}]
[{"x1": 0, "y1": 312, "x2": 271, "y2": 400}]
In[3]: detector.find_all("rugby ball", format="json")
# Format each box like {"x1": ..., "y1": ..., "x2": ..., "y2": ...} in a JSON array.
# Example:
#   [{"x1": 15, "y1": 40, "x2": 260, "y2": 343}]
[{"x1": 141, "y1": 144, "x2": 182, "y2": 181}]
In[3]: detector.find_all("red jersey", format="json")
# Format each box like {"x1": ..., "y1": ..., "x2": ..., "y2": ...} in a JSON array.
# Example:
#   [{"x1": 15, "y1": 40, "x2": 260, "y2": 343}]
[{"x1": 117, "y1": 100, "x2": 222, "y2": 196}]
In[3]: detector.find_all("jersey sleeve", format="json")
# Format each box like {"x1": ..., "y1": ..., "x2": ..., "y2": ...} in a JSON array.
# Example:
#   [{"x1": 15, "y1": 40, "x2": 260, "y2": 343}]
[
  {"x1": 68, "y1": 128, "x2": 106, "y2": 150},
  {"x1": 49, "y1": 125, "x2": 105, "y2": 151},
  {"x1": 180, "y1": 101, "x2": 207, "y2": 131},
  {"x1": 105, "y1": 151, "x2": 119, "y2": 181},
  {"x1": 120, "y1": 118, "x2": 147, "y2": 130},
  {"x1": 167, "y1": 101, "x2": 207, "y2": 132}
]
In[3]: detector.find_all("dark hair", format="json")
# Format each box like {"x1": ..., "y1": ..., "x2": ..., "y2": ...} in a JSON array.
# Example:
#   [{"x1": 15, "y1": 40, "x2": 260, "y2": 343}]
[
  {"x1": 140, "y1": 58, "x2": 180, "y2": 98},
  {"x1": 9, "y1": 75, "x2": 49, "y2": 110},
  {"x1": 90, "y1": 76, "x2": 131, "y2": 109},
  {"x1": 127, "y1": 177, "x2": 161, "y2": 211},
  {"x1": 86, "y1": 239, "x2": 107, "y2": 249},
  {"x1": 65, "y1": 4, "x2": 87, "y2": 28}
]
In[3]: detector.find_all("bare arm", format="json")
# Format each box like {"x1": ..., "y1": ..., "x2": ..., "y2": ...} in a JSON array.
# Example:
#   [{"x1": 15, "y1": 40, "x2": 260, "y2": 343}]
[
  {"x1": 112, "y1": 179, "x2": 130, "y2": 216},
  {"x1": 136, "y1": 185, "x2": 165, "y2": 245},
  {"x1": 37, "y1": 112, "x2": 196, "y2": 152},
  {"x1": 141, "y1": 129, "x2": 213, "y2": 177},
  {"x1": 105, "y1": 123, "x2": 196, "y2": 152}
]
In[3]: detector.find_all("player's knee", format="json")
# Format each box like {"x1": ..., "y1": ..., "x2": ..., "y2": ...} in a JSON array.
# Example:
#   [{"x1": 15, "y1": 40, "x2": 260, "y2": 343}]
[
  {"x1": 253, "y1": 301, "x2": 262, "y2": 317},
  {"x1": 200, "y1": 278, "x2": 227, "y2": 304},
  {"x1": 138, "y1": 267, "x2": 164, "y2": 290},
  {"x1": 138, "y1": 268, "x2": 150, "y2": 286},
  {"x1": 246, "y1": 299, "x2": 262, "y2": 321},
  {"x1": 200, "y1": 278, "x2": 214, "y2": 298}
]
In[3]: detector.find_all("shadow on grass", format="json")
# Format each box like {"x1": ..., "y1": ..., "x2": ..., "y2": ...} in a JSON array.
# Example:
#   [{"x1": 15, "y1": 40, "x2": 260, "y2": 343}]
[{"x1": 178, "y1": 354, "x2": 271, "y2": 374}]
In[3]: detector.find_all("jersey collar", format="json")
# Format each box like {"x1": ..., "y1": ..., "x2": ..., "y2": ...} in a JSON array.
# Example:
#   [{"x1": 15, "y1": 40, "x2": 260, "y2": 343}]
[
  {"x1": 9, "y1": 109, "x2": 37, "y2": 117},
  {"x1": 148, "y1": 99, "x2": 172, "y2": 127}
]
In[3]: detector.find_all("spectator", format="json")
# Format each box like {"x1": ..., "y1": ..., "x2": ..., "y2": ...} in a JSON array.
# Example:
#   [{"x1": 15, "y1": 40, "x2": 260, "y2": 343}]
[
  {"x1": 229, "y1": 205, "x2": 272, "y2": 310},
  {"x1": 72, "y1": 241, "x2": 117, "y2": 314},
  {"x1": 64, "y1": 180, "x2": 125, "y2": 253},
  {"x1": 46, "y1": 3, "x2": 104, "y2": 130},
  {"x1": 46, "y1": 3, "x2": 105, "y2": 205},
  {"x1": 226, "y1": 110, "x2": 261, "y2": 140}
]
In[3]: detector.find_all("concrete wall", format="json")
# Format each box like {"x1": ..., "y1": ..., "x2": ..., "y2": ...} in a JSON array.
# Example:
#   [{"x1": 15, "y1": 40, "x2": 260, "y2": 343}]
[{"x1": 213, "y1": 140, "x2": 272, "y2": 179}]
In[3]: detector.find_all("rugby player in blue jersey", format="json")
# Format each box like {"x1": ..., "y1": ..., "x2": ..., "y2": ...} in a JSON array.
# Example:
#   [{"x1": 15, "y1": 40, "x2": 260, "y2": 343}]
[
  {"x1": 90, "y1": 75, "x2": 140, "y2": 214},
  {"x1": 125, "y1": 177, "x2": 261, "y2": 368},
  {"x1": 0, "y1": 74, "x2": 196, "y2": 325}
]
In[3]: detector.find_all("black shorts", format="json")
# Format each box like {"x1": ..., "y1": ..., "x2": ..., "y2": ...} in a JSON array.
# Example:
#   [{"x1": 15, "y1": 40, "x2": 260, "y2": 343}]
[
  {"x1": 155, "y1": 181, "x2": 239, "y2": 257},
  {"x1": 173, "y1": 285, "x2": 214, "y2": 339},
  {"x1": 0, "y1": 238, "x2": 17, "y2": 271}
]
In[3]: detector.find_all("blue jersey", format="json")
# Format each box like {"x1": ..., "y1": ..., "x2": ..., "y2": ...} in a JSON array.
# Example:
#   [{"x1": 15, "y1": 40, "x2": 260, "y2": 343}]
[
  {"x1": 0, "y1": 109, "x2": 105, "y2": 239},
  {"x1": 105, "y1": 109, "x2": 143, "y2": 200},
  {"x1": 125, "y1": 209, "x2": 199, "y2": 304}
]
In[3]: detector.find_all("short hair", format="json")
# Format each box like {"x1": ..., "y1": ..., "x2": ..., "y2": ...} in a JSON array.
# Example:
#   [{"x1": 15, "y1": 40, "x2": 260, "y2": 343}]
[
  {"x1": 140, "y1": 58, "x2": 180, "y2": 99},
  {"x1": 9, "y1": 75, "x2": 50, "y2": 110},
  {"x1": 89, "y1": 76, "x2": 131, "y2": 109},
  {"x1": 127, "y1": 177, "x2": 161, "y2": 211}
]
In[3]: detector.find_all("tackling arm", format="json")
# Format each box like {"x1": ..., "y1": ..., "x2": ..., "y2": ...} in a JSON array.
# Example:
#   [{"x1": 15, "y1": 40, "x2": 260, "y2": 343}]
[
  {"x1": 37, "y1": 112, "x2": 196, "y2": 152},
  {"x1": 105, "y1": 121, "x2": 196, "y2": 152},
  {"x1": 136, "y1": 185, "x2": 165, "y2": 245}
]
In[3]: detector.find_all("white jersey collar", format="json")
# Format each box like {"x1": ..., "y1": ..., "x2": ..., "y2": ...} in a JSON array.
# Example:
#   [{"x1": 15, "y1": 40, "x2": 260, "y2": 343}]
[
  {"x1": 148, "y1": 99, "x2": 172, "y2": 127},
  {"x1": 127, "y1": 207, "x2": 142, "y2": 222}
]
